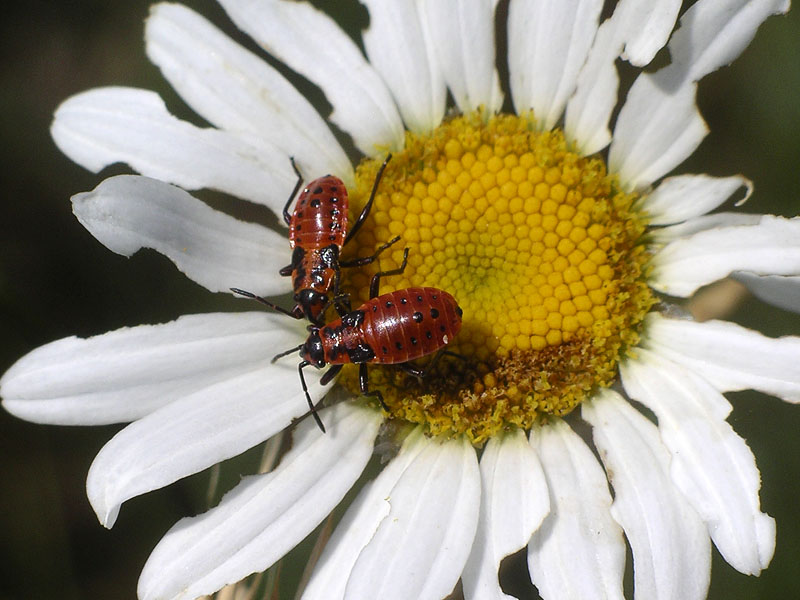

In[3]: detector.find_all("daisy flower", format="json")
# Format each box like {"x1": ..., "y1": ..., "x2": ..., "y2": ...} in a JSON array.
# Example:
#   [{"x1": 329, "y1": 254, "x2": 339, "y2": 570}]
[{"x1": 2, "y1": 0, "x2": 798, "y2": 599}]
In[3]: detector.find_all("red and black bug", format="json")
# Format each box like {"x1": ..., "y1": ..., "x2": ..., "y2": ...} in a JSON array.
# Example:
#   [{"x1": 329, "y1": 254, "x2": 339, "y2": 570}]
[
  {"x1": 233, "y1": 155, "x2": 397, "y2": 325},
  {"x1": 266, "y1": 248, "x2": 463, "y2": 432}
]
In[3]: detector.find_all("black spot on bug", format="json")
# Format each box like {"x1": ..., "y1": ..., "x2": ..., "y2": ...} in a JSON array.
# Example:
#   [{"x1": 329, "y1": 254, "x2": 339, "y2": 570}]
[
  {"x1": 297, "y1": 211, "x2": 304, "y2": 218},
  {"x1": 395, "y1": 341, "x2": 403, "y2": 350},
  {"x1": 410, "y1": 337, "x2": 417, "y2": 345},
  {"x1": 430, "y1": 308, "x2": 439, "y2": 319},
  {"x1": 440, "y1": 325, "x2": 446, "y2": 332},
  {"x1": 329, "y1": 235, "x2": 336, "y2": 241},
  {"x1": 310, "y1": 198, "x2": 320, "y2": 208},
  {"x1": 400, "y1": 297, "x2": 408, "y2": 304},
  {"x1": 372, "y1": 305, "x2": 378, "y2": 312},
  {"x1": 432, "y1": 293, "x2": 438, "y2": 300},
  {"x1": 330, "y1": 186, "x2": 339, "y2": 193},
  {"x1": 416, "y1": 294, "x2": 423, "y2": 302},
  {"x1": 296, "y1": 224, "x2": 302, "y2": 230},
  {"x1": 412, "y1": 311, "x2": 423, "y2": 322},
  {"x1": 348, "y1": 343, "x2": 375, "y2": 363},
  {"x1": 313, "y1": 186, "x2": 323, "y2": 194},
  {"x1": 382, "y1": 346, "x2": 388, "y2": 354},
  {"x1": 426, "y1": 331, "x2": 433, "y2": 339},
  {"x1": 385, "y1": 300, "x2": 393, "y2": 308}
]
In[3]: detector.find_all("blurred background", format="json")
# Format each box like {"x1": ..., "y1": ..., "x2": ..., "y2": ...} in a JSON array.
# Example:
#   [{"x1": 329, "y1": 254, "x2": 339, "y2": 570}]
[{"x1": 1, "y1": 1, "x2": 799, "y2": 598}]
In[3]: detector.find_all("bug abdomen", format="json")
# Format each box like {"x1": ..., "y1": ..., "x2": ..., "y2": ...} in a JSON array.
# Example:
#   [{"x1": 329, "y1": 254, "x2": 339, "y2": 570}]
[
  {"x1": 288, "y1": 175, "x2": 349, "y2": 250},
  {"x1": 363, "y1": 287, "x2": 462, "y2": 364}
]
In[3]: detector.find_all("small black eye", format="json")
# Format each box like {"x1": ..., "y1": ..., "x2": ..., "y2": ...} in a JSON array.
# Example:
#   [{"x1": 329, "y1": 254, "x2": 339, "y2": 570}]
[{"x1": 412, "y1": 312, "x2": 423, "y2": 322}]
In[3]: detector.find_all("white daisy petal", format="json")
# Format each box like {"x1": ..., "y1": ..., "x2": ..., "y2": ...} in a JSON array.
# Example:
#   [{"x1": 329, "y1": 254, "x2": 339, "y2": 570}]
[
  {"x1": 583, "y1": 390, "x2": 711, "y2": 600},
  {"x1": 302, "y1": 427, "x2": 428, "y2": 600},
  {"x1": 641, "y1": 174, "x2": 753, "y2": 225},
  {"x1": 734, "y1": 272, "x2": 800, "y2": 314},
  {"x1": 616, "y1": 0, "x2": 681, "y2": 66},
  {"x1": 644, "y1": 313, "x2": 800, "y2": 403},
  {"x1": 51, "y1": 87, "x2": 295, "y2": 207},
  {"x1": 87, "y1": 333, "x2": 325, "y2": 528},
  {"x1": 418, "y1": 0, "x2": 503, "y2": 114},
  {"x1": 1, "y1": 312, "x2": 282, "y2": 425},
  {"x1": 344, "y1": 434, "x2": 480, "y2": 600},
  {"x1": 217, "y1": 0, "x2": 404, "y2": 155},
  {"x1": 564, "y1": 0, "x2": 680, "y2": 154},
  {"x1": 609, "y1": 74, "x2": 707, "y2": 192},
  {"x1": 650, "y1": 211, "x2": 762, "y2": 242},
  {"x1": 145, "y1": 3, "x2": 351, "y2": 182},
  {"x1": 528, "y1": 419, "x2": 625, "y2": 600},
  {"x1": 361, "y1": 0, "x2": 445, "y2": 135},
  {"x1": 621, "y1": 350, "x2": 776, "y2": 574},
  {"x1": 462, "y1": 429, "x2": 550, "y2": 600},
  {"x1": 651, "y1": 215, "x2": 800, "y2": 297},
  {"x1": 303, "y1": 427, "x2": 480, "y2": 600},
  {"x1": 508, "y1": 0, "x2": 603, "y2": 131},
  {"x1": 668, "y1": 0, "x2": 791, "y2": 84},
  {"x1": 138, "y1": 402, "x2": 381, "y2": 600},
  {"x1": 72, "y1": 175, "x2": 287, "y2": 296}
]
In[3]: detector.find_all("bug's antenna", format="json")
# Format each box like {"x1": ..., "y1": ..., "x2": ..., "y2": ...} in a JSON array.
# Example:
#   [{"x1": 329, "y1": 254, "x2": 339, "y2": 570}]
[
  {"x1": 272, "y1": 343, "x2": 304, "y2": 364},
  {"x1": 298, "y1": 361, "x2": 326, "y2": 433},
  {"x1": 230, "y1": 288, "x2": 300, "y2": 319}
]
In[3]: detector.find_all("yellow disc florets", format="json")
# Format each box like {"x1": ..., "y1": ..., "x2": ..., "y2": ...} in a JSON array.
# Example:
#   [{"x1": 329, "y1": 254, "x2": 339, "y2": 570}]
[{"x1": 340, "y1": 112, "x2": 654, "y2": 443}]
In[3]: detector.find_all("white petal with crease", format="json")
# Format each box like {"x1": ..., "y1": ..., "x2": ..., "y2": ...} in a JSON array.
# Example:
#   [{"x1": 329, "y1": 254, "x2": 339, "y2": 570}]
[
  {"x1": 87, "y1": 317, "x2": 325, "y2": 528},
  {"x1": 462, "y1": 429, "x2": 550, "y2": 600},
  {"x1": 584, "y1": 390, "x2": 711, "y2": 600},
  {"x1": 621, "y1": 350, "x2": 775, "y2": 574},
  {"x1": 361, "y1": 0, "x2": 445, "y2": 134},
  {"x1": 51, "y1": 87, "x2": 296, "y2": 208},
  {"x1": 1, "y1": 312, "x2": 281, "y2": 425},
  {"x1": 651, "y1": 215, "x2": 800, "y2": 297},
  {"x1": 138, "y1": 402, "x2": 381, "y2": 600},
  {"x1": 644, "y1": 313, "x2": 800, "y2": 402},
  {"x1": 344, "y1": 434, "x2": 480, "y2": 600},
  {"x1": 303, "y1": 428, "x2": 480, "y2": 600},
  {"x1": 528, "y1": 419, "x2": 625, "y2": 600},
  {"x1": 508, "y1": 0, "x2": 602, "y2": 131},
  {"x1": 145, "y1": 3, "x2": 351, "y2": 182},
  {"x1": 218, "y1": 0, "x2": 404, "y2": 155},
  {"x1": 668, "y1": 0, "x2": 790, "y2": 84},
  {"x1": 302, "y1": 427, "x2": 428, "y2": 600},
  {"x1": 734, "y1": 272, "x2": 800, "y2": 314},
  {"x1": 564, "y1": 0, "x2": 679, "y2": 154},
  {"x1": 419, "y1": 0, "x2": 503, "y2": 114},
  {"x1": 609, "y1": 74, "x2": 707, "y2": 192},
  {"x1": 641, "y1": 174, "x2": 752, "y2": 225},
  {"x1": 73, "y1": 175, "x2": 286, "y2": 296}
]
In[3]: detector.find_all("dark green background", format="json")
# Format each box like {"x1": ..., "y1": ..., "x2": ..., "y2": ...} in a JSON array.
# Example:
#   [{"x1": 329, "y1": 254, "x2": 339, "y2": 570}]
[{"x1": 1, "y1": 2, "x2": 799, "y2": 598}]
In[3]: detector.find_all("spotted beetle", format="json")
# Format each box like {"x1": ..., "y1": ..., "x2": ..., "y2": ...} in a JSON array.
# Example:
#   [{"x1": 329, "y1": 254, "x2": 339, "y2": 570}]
[
  {"x1": 233, "y1": 155, "x2": 397, "y2": 325},
  {"x1": 268, "y1": 248, "x2": 463, "y2": 432}
]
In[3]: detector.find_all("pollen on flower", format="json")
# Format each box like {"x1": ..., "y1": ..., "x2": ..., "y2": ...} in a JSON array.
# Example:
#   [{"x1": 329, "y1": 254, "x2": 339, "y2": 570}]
[{"x1": 340, "y1": 112, "x2": 654, "y2": 443}]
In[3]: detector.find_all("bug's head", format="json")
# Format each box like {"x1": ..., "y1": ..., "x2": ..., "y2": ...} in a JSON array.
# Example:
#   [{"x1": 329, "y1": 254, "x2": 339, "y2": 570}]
[
  {"x1": 301, "y1": 327, "x2": 326, "y2": 368},
  {"x1": 295, "y1": 288, "x2": 328, "y2": 324}
]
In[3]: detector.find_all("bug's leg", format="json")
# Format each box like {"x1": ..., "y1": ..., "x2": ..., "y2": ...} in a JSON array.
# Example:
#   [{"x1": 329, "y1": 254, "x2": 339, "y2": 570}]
[
  {"x1": 230, "y1": 288, "x2": 302, "y2": 319},
  {"x1": 320, "y1": 363, "x2": 343, "y2": 386},
  {"x1": 398, "y1": 348, "x2": 445, "y2": 379},
  {"x1": 339, "y1": 235, "x2": 402, "y2": 268},
  {"x1": 344, "y1": 153, "x2": 392, "y2": 246},
  {"x1": 282, "y1": 157, "x2": 305, "y2": 226},
  {"x1": 369, "y1": 247, "x2": 410, "y2": 299},
  {"x1": 298, "y1": 361, "x2": 326, "y2": 433},
  {"x1": 360, "y1": 363, "x2": 389, "y2": 411},
  {"x1": 329, "y1": 268, "x2": 353, "y2": 316}
]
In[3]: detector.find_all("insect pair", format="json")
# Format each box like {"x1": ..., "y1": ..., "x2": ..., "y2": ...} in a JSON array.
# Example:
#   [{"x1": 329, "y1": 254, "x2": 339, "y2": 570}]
[{"x1": 233, "y1": 156, "x2": 462, "y2": 432}]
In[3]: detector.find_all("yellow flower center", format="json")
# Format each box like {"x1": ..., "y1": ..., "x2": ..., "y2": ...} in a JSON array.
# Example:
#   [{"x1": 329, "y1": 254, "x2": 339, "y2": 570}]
[{"x1": 339, "y1": 112, "x2": 654, "y2": 443}]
